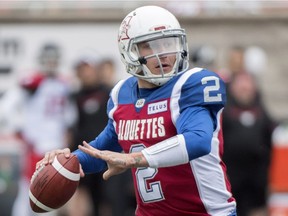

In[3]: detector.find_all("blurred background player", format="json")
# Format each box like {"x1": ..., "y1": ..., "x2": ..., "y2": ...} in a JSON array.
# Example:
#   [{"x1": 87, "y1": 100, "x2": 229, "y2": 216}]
[
  {"x1": 222, "y1": 72, "x2": 276, "y2": 216},
  {"x1": 6, "y1": 42, "x2": 77, "y2": 216},
  {"x1": 98, "y1": 57, "x2": 136, "y2": 216},
  {"x1": 189, "y1": 45, "x2": 217, "y2": 71},
  {"x1": 66, "y1": 50, "x2": 110, "y2": 216},
  {"x1": 217, "y1": 45, "x2": 246, "y2": 84},
  {"x1": 98, "y1": 58, "x2": 117, "y2": 89},
  {"x1": 66, "y1": 51, "x2": 136, "y2": 216}
]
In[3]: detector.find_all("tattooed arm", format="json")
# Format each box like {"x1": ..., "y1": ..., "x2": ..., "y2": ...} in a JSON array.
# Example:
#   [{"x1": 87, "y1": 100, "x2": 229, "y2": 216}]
[{"x1": 78, "y1": 141, "x2": 148, "y2": 180}]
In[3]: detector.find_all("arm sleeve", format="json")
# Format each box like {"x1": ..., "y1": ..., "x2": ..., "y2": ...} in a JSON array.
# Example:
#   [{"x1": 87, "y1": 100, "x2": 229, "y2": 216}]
[
  {"x1": 142, "y1": 106, "x2": 214, "y2": 168},
  {"x1": 73, "y1": 119, "x2": 122, "y2": 174}
]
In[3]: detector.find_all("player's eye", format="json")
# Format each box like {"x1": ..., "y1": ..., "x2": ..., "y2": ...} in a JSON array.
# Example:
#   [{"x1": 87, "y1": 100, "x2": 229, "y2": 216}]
[{"x1": 138, "y1": 42, "x2": 150, "y2": 50}]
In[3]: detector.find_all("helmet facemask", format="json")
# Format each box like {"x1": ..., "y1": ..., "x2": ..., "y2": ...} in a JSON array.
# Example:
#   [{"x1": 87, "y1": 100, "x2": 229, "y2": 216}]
[{"x1": 125, "y1": 29, "x2": 189, "y2": 86}]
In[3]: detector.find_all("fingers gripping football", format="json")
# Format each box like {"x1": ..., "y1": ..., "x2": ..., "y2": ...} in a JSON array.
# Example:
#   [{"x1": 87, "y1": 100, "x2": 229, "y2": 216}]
[{"x1": 36, "y1": 148, "x2": 71, "y2": 170}]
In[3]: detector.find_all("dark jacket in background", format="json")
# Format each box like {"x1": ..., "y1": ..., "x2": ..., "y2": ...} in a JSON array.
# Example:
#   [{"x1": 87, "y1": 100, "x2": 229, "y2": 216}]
[{"x1": 223, "y1": 95, "x2": 275, "y2": 216}]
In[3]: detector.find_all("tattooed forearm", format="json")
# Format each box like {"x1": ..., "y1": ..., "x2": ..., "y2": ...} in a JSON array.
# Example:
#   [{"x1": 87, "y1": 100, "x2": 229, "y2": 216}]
[
  {"x1": 130, "y1": 152, "x2": 149, "y2": 168},
  {"x1": 133, "y1": 156, "x2": 142, "y2": 166}
]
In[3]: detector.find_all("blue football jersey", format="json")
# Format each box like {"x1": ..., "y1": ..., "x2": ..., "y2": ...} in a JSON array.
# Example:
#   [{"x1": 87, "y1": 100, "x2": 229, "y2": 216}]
[{"x1": 74, "y1": 67, "x2": 236, "y2": 215}]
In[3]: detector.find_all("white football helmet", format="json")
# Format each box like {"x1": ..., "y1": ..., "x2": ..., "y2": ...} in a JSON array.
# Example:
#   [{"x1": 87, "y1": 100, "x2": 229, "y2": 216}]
[{"x1": 118, "y1": 6, "x2": 189, "y2": 86}]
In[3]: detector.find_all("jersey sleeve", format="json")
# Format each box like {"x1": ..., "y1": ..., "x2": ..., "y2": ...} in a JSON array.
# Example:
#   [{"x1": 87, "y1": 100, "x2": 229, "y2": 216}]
[
  {"x1": 179, "y1": 69, "x2": 226, "y2": 110},
  {"x1": 176, "y1": 69, "x2": 226, "y2": 160},
  {"x1": 179, "y1": 69, "x2": 226, "y2": 129},
  {"x1": 176, "y1": 106, "x2": 214, "y2": 160}
]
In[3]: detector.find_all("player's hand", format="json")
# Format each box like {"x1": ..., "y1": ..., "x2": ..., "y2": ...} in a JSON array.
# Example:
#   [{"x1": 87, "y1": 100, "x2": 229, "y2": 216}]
[
  {"x1": 78, "y1": 141, "x2": 148, "y2": 180},
  {"x1": 35, "y1": 148, "x2": 85, "y2": 177},
  {"x1": 36, "y1": 148, "x2": 71, "y2": 169}
]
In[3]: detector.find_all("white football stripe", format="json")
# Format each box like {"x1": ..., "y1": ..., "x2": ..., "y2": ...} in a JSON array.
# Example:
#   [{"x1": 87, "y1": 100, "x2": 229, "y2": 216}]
[
  {"x1": 52, "y1": 156, "x2": 80, "y2": 181},
  {"x1": 29, "y1": 190, "x2": 56, "y2": 212}
]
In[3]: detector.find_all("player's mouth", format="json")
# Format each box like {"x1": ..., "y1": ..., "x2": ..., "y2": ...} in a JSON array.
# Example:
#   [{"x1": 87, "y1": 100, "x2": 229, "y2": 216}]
[{"x1": 156, "y1": 63, "x2": 171, "y2": 70}]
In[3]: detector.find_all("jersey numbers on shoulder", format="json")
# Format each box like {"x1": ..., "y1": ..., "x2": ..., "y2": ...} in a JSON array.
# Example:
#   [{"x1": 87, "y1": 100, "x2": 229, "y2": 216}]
[
  {"x1": 201, "y1": 76, "x2": 222, "y2": 102},
  {"x1": 130, "y1": 145, "x2": 165, "y2": 203}
]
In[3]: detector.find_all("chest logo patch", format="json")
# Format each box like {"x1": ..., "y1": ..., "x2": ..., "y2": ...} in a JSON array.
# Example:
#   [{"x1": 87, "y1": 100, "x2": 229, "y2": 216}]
[
  {"x1": 135, "y1": 98, "x2": 145, "y2": 108},
  {"x1": 148, "y1": 100, "x2": 168, "y2": 115}
]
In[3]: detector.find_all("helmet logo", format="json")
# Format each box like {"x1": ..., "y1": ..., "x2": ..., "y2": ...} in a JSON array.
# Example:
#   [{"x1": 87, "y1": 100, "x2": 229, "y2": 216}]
[
  {"x1": 153, "y1": 26, "x2": 167, "y2": 31},
  {"x1": 118, "y1": 15, "x2": 133, "y2": 42}
]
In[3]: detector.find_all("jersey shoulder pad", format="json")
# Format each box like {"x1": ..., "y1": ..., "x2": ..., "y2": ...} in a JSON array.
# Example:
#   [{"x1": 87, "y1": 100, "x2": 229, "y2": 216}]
[
  {"x1": 107, "y1": 76, "x2": 137, "y2": 113},
  {"x1": 178, "y1": 68, "x2": 226, "y2": 109},
  {"x1": 19, "y1": 72, "x2": 45, "y2": 90}
]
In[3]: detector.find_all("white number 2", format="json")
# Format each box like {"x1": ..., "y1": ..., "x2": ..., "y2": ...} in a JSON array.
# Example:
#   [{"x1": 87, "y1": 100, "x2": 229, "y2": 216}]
[
  {"x1": 130, "y1": 145, "x2": 164, "y2": 203},
  {"x1": 201, "y1": 76, "x2": 222, "y2": 102}
]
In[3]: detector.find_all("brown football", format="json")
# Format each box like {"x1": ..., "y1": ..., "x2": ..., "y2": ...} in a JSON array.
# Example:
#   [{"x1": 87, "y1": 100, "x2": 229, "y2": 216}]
[{"x1": 29, "y1": 154, "x2": 80, "y2": 213}]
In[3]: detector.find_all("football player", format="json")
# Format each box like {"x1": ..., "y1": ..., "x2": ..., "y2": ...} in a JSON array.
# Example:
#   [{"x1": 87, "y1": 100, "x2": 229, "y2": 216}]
[{"x1": 38, "y1": 6, "x2": 237, "y2": 216}]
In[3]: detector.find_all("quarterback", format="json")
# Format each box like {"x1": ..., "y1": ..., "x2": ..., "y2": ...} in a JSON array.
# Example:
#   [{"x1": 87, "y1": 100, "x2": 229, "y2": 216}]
[{"x1": 38, "y1": 5, "x2": 237, "y2": 216}]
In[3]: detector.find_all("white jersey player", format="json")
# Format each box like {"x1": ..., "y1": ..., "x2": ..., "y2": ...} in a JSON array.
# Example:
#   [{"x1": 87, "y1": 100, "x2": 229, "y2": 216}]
[{"x1": 9, "y1": 43, "x2": 77, "y2": 216}]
